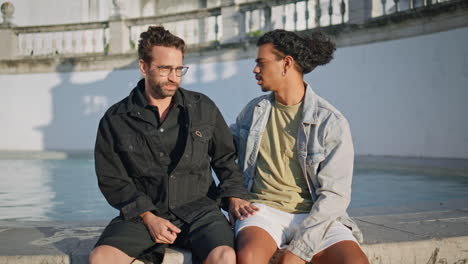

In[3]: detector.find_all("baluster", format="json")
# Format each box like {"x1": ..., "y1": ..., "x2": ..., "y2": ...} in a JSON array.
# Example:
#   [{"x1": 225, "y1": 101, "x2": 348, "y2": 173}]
[
  {"x1": 393, "y1": 0, "x2": 400, "y2": 12},
  {"x1": 82, "y1": 31, "x2": 88, "y2": 53},
  {"x1": 215, "y1": 15, "x2": 219, "y2": 42},
  {"x1": 102, "y1": 29, "x2": 106, "y2": 54},
  {"x1": 92, "y1": 30, "x2": 98, "y2": 53},
  {"x1": 264, "y1": 5, "x2": 272, "y2": 32},
  {"x1": 41, "y1": 36, "x2": 46, "y2": 55},
  {"x1": 72, "y1": 32, "x2": 78, "y2": 54},
  {"x1": 315, "y1": 0, "x2": 322, "y2": 27},
  {"x1": 52, "y1": 33, "x2": 58, "y2": 55},
  {"x1": 294, "y1": 1, "x2": 298, "y2": 31},
  {"x1": 249, "y1": 10, "x2": 253, "y2": 34},
  {"x1": 182, "y1": 21, "x2": 189, "y2": 44},
  {"x1": 328, "y1": 0, "x2": 333, "y2": 25},
  {"x1": 410, "y1": 0, "x2": 415, "y2": 9},
  {"x1": 258, "y1": 8, "x2": 263, "y2": 33},
  {"x1": 60, "y1": 32, "x2": 68, "y2": 53},
  {"x1": 340, "y1": 0, "x2": 346, "y2": 24},
  {"x1": 381, "y1": 0, "x2": 387, "y2": 15},
  {"x1": 20, "y1": 35, "x2": 27, "y2": 56},
  {"x1": 282, "y1": 4, "x2": 287, "y2": 29},
  {"x1": 305, "y1": 0, "x2": 310, "y2": 29},
  {"x1": 247, "y1": 10, "x2": 253, "y2": 35}
]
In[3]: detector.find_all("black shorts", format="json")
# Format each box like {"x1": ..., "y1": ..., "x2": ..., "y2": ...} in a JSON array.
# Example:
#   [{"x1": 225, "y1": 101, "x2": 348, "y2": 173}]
[{"x1": 94, "y1": 209, "x2": 234, "y2": 263}]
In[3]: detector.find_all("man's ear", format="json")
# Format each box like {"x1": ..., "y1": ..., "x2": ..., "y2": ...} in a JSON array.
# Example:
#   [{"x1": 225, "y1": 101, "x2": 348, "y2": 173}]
[
  {"x1": 139, "y1": 59, "x2": 148, "y2": 77},
  {"x1": 283, "y1": 55, "x2": 294, "y2": 71}
]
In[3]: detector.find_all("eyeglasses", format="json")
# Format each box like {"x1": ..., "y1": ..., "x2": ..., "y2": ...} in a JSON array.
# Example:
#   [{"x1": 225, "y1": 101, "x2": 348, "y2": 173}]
[{"x1": 152, "y1": 65, "x2": 189, "y2": 77}]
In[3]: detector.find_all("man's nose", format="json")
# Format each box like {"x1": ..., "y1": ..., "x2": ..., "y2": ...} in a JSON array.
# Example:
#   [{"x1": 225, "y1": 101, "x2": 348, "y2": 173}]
[
  {"x1": 253, "y1": 65, "x2": 260, "y2": 74},
  {"x1": 168, "y1": 69, "x2": 178, "y2": 81}
]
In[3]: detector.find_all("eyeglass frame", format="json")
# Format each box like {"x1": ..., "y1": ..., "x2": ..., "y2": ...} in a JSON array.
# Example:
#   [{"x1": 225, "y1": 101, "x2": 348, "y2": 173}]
[{"x1": 151, "y1": 64, "x2": 189, "y2": 77}]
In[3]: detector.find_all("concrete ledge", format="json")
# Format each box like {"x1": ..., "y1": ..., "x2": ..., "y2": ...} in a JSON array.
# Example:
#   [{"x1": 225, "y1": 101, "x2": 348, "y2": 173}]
[
  {"x1": 1, "y1": 208, "x2": 468, "y2": 264},
  {"x1": 0, "y1": 255, "x2": 69, "y2": 264},
  {"x1": 362, "y1": 236, "x2": 468, "y2": 264}
]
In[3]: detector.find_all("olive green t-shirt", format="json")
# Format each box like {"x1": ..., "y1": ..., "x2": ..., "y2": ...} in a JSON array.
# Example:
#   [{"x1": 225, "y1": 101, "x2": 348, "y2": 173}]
[{"x1": 250, "y1": 99, "x2": 313, "y2": 213}]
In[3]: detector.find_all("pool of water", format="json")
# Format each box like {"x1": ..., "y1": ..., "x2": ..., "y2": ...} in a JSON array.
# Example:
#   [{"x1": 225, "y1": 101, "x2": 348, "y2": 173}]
[{"x1": 1, "y1": 159, "x2": 468, "y2": 221}]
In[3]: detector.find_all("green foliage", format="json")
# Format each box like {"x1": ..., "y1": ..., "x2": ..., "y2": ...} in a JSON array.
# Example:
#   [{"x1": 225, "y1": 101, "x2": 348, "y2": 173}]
[
  {"x1": 104, "y1": 43, "x2": 109, "y2": 55},
  {"x1": 246, "y1": 29, "x2": 263, "y2": 38}
]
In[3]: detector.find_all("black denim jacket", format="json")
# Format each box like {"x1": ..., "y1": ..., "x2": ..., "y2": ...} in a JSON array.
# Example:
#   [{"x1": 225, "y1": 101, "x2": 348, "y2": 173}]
[{"x1": 95, "y1": 80, "x2": 249, "y2": 222}]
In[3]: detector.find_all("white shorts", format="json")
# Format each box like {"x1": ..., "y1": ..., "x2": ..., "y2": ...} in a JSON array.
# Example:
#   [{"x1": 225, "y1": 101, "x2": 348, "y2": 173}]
[{"x1": 234, "y1": 203, "x2": 357, "y2": 254}]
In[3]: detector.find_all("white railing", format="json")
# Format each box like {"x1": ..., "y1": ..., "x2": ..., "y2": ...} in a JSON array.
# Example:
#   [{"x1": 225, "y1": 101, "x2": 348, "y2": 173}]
[
  {"x1": 240, "y1": 0, "x2": 349, "y2": 37},
  {"x1": 14, "y1": 22, "x2": 109, "y2": 57},
  {"x1": 0, "y1": 0, "x2": 462, "y2": 60},
  {"x1": 126, "y1": 7, "x2": 222, "y2": 48},
  {"x1": 374, "y1": 0, "x2": 455, "y2": 17}
]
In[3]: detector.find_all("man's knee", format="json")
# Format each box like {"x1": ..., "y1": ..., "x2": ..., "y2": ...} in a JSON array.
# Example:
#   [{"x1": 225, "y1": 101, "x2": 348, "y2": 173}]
[
  {"x1": 236, "y1": 246, "x2": 257, "y2": 264},
  {"x1": 205, "y1": 245, "x2": 236, "y2": 264},
  {"x1": 89, "y1": 245, "x2": 132, "y2": 264}
]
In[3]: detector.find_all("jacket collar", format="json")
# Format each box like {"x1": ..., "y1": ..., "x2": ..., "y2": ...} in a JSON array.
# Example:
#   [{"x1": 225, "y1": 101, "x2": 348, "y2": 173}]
[
  {"x1": 115, "y1": 78, "x2": 189, "y2": 114},
  {"x1": 256, "y1": 81, "x2": 318, "y2": 124}
]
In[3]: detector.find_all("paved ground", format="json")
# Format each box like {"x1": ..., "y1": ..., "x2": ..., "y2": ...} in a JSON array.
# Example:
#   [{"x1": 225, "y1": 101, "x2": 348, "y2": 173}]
[{"x1": 1, "y1": 206, "x2": 468, "y2": 264}]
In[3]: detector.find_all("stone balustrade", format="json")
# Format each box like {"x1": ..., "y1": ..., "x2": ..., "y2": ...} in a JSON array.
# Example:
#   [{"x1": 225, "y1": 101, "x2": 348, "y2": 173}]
[{"x1": 0, "y1": 0, "x2": 465, "y2": 61}]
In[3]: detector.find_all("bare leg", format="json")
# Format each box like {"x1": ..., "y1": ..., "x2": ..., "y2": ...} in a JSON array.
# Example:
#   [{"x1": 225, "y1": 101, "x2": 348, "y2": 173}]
[
  {"x1": 277, "y1": 250, "x2": 307, "y2": 264},
  {"x1": 236, "y1": 226, "x2": 278, "y2": 264},
  {"x1": 89, "y1": 245, "x2": 137, "y2": 264},
  {"x1": 204, "y1": 245, "x2": 236, "y2": 264},
  {"x1": 311, "y1": 240, "x2": 369, "y2": 264}
]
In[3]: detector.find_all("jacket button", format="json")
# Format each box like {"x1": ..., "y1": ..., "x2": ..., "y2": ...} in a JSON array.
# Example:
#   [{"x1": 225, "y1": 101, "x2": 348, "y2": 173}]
[
  {"x1": 170, "y1": 174, "x2": 175, "y2": 179},
  {"x1": 159, "y1": 128, "x2": 164, "y2": 132},
  {"x1": 159, "y1": 152, "x2": 164, "y2": 157}
]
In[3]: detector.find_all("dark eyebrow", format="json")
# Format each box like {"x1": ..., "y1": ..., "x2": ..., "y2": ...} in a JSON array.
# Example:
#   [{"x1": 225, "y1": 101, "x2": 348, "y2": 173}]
[{"x1": 255, "y1": 58, "x2": 265, "y2": 63}]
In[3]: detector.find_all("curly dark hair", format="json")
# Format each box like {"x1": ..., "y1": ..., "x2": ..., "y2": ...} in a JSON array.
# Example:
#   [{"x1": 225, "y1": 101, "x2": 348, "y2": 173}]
[
  {"x1": 257, "y1": 29, "x2": 336, "y2": 74},
  {"x1": 138, "y1": 26, "x2": 186, "y2": 64}
]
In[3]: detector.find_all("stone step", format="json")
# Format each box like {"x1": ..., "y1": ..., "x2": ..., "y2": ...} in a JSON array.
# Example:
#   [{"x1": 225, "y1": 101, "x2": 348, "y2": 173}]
[{"x1": 1, "y1": 208, "x2": 467, "y2": 264}]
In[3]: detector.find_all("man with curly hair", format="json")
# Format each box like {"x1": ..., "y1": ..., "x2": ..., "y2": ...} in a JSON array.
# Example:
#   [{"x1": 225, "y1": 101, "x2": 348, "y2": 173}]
[
  {"x1": 231, "y1": 29, "x2": 369, "y2": 264},
  {"x1": 89, "y1": 26, "x2": 256, "y2": 264}
]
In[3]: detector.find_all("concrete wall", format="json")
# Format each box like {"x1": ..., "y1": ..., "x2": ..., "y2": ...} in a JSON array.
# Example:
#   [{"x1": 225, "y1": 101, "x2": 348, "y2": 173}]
[{"x1": 1, "y1": 26, "x2": 467, "y2": 158}]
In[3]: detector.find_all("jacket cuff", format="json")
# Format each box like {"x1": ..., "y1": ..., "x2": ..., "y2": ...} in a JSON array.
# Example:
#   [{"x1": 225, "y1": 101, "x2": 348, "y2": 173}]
[
  {"x1": 120, "y1": 195, "x2": 157, "y2": 220},
  {"x1": 287, "y1": 239, "x2": 314, "y2": 262},
  {"x1": 219, "y1": 186, "x2": 251, "y2": 200}
]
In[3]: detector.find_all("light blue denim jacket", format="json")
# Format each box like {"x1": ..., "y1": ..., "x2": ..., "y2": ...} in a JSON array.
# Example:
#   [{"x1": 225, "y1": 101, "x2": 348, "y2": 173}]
[{"x1": 231, "y1": 83, "x2": 363, "y2": 260}]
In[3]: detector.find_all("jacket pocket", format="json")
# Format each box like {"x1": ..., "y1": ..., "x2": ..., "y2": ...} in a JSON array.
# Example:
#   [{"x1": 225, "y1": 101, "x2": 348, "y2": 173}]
[
  {"x1": 305, "y1": 152, "x2": 325, "y2": 200},
  {"x1": 190, "y1": 125, "x2": 213, "y2": 165},
  {"x1": 115, "y1": 135, "x2": 151, "y2": 177}
]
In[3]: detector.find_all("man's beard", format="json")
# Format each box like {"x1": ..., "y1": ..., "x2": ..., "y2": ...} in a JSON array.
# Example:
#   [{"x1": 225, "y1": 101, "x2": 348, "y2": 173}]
[{"x1": 149, "y1": 81, "x2": 178, "y2": 98}]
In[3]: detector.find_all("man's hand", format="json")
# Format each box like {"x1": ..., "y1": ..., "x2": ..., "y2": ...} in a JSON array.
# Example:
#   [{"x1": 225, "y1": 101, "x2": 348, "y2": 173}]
[
  {"x1": 140, "y1": 211, "x2": 181, "y2": 244},
  {"x1": 228, "y1": 197, "x2": 259, "y2": 226}
]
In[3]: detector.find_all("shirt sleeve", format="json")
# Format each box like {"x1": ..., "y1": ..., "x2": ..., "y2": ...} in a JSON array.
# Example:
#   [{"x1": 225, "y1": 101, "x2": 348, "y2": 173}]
[
  {"x1": 208, "y1": 106, "x2": 250, "y2": 209},
  {"x1": 94, "y1": 115, "x2": 158, "y2": 220}
]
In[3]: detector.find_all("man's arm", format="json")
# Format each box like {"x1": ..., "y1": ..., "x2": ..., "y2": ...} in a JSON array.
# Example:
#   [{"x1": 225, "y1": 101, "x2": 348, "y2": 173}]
[
  {"x1": 208, "y1": 107, "x2": 258, "y2": 222},
  {"x1": 95, "y1": 115, "x2": 157, "y2": 220},
  {"x1": 287, "y1": 117, "x2": 354, "y2": 261}
]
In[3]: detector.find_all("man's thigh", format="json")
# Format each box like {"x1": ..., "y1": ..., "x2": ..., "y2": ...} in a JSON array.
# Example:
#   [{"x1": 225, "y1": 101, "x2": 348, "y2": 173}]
[
  {"x1": 180, "y1": 209, "x2": 234, "y2": 261},
  {"x1": 95, "y1": 216, "x2": 165, "y2": 260},
  {"x1": 234, "y1": 203, "x2": 292, "y2": 248}
]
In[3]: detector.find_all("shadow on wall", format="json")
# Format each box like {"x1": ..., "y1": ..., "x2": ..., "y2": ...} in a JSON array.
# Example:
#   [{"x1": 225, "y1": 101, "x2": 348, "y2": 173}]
[
  {"x1": 36, "y1": 52, "x2": 261, "y2": 153},
  {"x1": 38, "y1": 59, "x2": 141, "y2": 152}
]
